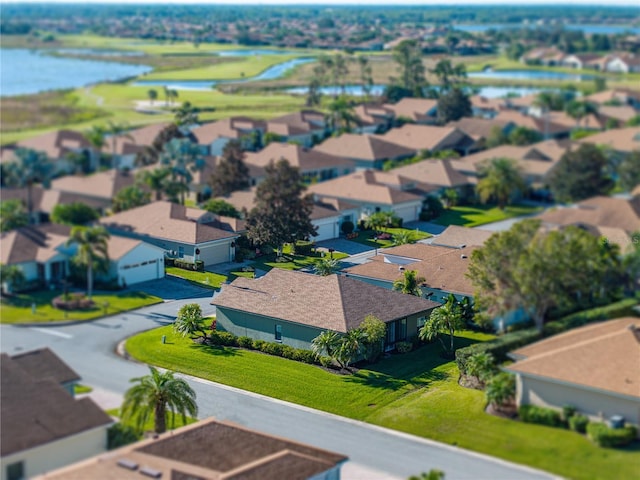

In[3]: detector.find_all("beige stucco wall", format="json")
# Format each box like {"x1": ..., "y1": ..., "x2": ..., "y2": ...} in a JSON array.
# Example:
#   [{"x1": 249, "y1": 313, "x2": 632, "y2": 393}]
[
  {"x1": 517, "y1": 375, "x2": 640, "y2": 428},
  {"x1": 1, "y1": 425, "x2": 109, "y2": 480}
]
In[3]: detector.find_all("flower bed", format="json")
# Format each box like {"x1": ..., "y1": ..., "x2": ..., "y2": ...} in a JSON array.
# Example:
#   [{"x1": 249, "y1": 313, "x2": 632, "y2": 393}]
[{"x1": 52, "y1": 293, "x2": 95, "y2": 310}]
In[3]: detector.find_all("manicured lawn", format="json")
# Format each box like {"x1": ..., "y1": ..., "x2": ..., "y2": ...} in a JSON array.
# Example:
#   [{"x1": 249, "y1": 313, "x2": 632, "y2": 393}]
[
  {"x1": 348, "y1": 227, "x2": 431, "y2": 250},
  {"x1": 107, "y1": 407, "x2": 197, "y2": 434},
  {"x1": 126, "y1": 326, "x2": 640, "y2": 480},
  {"x1": 0, "y1": 290, "x2": 162, "y2": 324},
  {"x1": 434, "y1": 204, "x2": 542, "y2": 228},
  {"x1": 74, "y1": 384, "x2": 93, "y2": 394},
  {"x1": 165, "y1": 267, "x2": 226, "y2": 289},
  {"x1": 249, "y1": 244, "x2": 349, "y2": 272}
]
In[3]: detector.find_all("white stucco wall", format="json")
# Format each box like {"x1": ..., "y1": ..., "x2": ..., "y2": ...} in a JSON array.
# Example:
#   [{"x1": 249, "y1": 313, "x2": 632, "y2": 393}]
[{"x1": 0, "y1": 425, "x2": 109, "y2": 480}]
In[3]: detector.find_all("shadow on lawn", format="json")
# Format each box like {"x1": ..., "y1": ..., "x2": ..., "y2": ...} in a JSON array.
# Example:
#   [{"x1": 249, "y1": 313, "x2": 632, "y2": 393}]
[
  {"x1": 346, "y1": 369, "x2": 448, "y2": 391},
  {"x1": 189, "y1": 342, "x2": 238, "y2": 357}
]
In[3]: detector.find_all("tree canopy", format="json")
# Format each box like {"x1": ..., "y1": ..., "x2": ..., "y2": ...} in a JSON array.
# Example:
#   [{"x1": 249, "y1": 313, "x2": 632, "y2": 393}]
[
  {"x1": 617, "y1": 150, "x2": 640, "y2": 193},
  {"x1": 436, "y1": 87, "x2": 472, "y2": 124},
  {"x1": 392, "y1": 39, "x2": 426, "y2": 96},
  {"x1": 0, "y1": 199, "x2": 29, "y2": 232},
  {"x1": 476, "y1": 157, "x2": 526, "y2": 210},
  {"x1": 202, "y1": 199, "x2": 241, "y2": 218},
  {"x1": 112, "y1": 185, "x2": 151, "y2": 213},
  {"x1": 51, "y1": 202, "x2": 99, "y2": 226},
  {"x1": 208, "y1": 140, "x2": 250, "y2": 197}
]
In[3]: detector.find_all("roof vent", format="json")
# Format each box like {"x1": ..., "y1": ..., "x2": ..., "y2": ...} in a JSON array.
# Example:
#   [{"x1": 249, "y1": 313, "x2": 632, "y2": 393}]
[
  {"x1": 117, "y1": 459, "x2": 138, "y2": 471},
  {"x1": 140, "y1": 467, "x2": 162, "y2": 478},
  {"x1": 461, "y1": 254, "x2": 467, "y2": 259},
  {"x1": 399, "y1": 266, "x2": 405, "y2": 271}
]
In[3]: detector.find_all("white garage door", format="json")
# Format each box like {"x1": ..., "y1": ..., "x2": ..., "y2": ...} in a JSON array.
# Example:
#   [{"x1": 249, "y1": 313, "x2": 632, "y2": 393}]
[
  {"x1": 121, "y1": 259, "x2": 161, "y2": 285},
  {"x1": 199, "y1": 244, "x2": 230, "y2": 266},
  {"x1": 313, "y1": 221, "x2": 337, "y2": 242},
  {"x1": 393, "y1": 205, "x2": 418, "y2": 224}
]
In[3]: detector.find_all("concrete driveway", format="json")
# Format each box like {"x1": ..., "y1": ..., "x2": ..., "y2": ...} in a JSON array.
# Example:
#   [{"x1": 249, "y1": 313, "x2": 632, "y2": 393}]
[
  {"x1": 317, "y1": 237, "x2": 375, "y2": 255},
  {"x1": 131, "y1": 275, "x2": 214, "y2": 300}
]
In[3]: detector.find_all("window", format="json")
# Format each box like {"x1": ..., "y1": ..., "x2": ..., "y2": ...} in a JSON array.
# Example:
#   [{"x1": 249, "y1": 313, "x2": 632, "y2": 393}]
[
  {"x1": 399, "y1": 318, "x2": 407, "y2": 340},
  {"x1": 417, "y1": 316, "x2": 426, "y2": 334},
  {"x1": 386, "y1": 321, "x2": 396, "y2": 346},
  {"x1": 7, "y1": 461, "x2": 24, "y2": 480},
  {"x1": 275, "y1": 324, "x2": 282, "y2": 342}
]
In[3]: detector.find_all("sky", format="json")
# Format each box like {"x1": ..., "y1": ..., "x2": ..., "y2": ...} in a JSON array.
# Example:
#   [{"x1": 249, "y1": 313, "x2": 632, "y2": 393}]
[{"x1": 7, "y1": 0, "x2": 640, "y2": 5}]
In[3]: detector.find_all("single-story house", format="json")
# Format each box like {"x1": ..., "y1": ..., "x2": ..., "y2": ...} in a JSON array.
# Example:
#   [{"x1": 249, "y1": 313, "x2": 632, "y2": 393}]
[
  {"x1": 584, "y1": 88, "x2": 640, "y2": 110},
  {"x1": 376, "y1": 124, "x2": 478, "y2": 156},
  {"x1": 493, "y1": 110, "x2": 572, "y2": 139},
  {"x1": 561, "y1": 53, "x2": 602, "y2": 70},
  {"x1": 1, "y1": 349, "x2": 112, "y2": 480},
  {"x1": 430, "y1": 225, "x2": 493, "y2": 249},
  {"x1": 469, "y1": 95, "x2": 504, "y2": 119},
  {"x1": 597, "y1": 105, "x2": 638, "y2": 128},
  {"x1": 243, "y1": 143, "x2": 355, "y2": 183},
  {"x1": 448, "y1": 117, "x2": 515, "y2": 147},
  {"x1": 36, "y1": 418, "x2": 348, "y2": 480},
  {"x1": 353, "y1": 104, "x2": 396, "y2": 134},
  {"x1": 191, "y1": 117, "x2": 266, "y2": 156},
  {"x1": 98, "y1": 201, "x2": 238, "y2": 266},
  {"x1": 506, "y1": 317, "x2": 640, "y2": 432},
  {"x1": 102, "y1": 236, "x2": 166, "y2": 287},
  {"x1": 103, "y1": 122, "x2": 172, "y2": 169},
  {"x1": 390, "y1": 158, "x2": 476, "y2": 198},
  {"x1": 266, "y1": 110, "x2": 328, "y2": 147},
  {"x1": 211, "y1": 268, "x2": 439, "y2": 352},
  {"x1": 383, "y1": 97, "x2": 439, "y2": 125},
  {"x1": 520, "y1": 47, "x2": 565, "y2": 66},
  {"x1": 188, "y1": 155, "x2": 265, "y2": 200},
  {"x1": 605, "y1": 54, "x2": 640, "y2": 74},
  {"x1": 307, "y1": 170, "x2": 428, "y2": 224},
  {"x1": 313, "y1": 133, "x2": 415, "y2": 170},
  {"x1": 577, "y1": 126, "x2": 640, "y2": 156}
]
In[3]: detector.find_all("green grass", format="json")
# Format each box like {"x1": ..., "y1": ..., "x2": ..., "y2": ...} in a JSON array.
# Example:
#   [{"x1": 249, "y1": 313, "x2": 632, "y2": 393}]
[
  {"x1": 249, "y1": 244, "x2": 349, "y2": 272},
  {"x1": 74, "y1": 384, "x2": 93, "y2": 394},
  {"x1": 165, "y1": 267, "x2": 226, "y2": 289},
  {"x1": 127, "y1": 326, "x2": 640, "y2": 480},
  {"x1": 0, "y1": 290, "x2": 162, "y2": 324},
  {"x1": 434, "y1": 204, "x2": 542, "y2": 228},
  {"x1": 106, "y1": 407, "x2": 197, "y2": 434},
  {"x1": 348, "y1": 227, "x2": 431, "y2": 249}
]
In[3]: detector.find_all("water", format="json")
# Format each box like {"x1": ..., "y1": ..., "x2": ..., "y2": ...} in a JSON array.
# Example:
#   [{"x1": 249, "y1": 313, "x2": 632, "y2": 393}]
[
  {"x1": 133, "y1": 57, "x2": 315, "y2": 90},
  {"x1": 468, "y1": 69, "x2": 596, "y2": 82},
  {"x1": 286, "y1": 84, "x2": 550, "y2": 98},
  {"x1": 454, "y1": 23, "x2": 640, "y2": 35},
  {"x1": 55, "y1": 48, "x2": 146, "y2": 57},
  {"x1": 0, "y1": 48, "x2": 152, "y2": 97}
]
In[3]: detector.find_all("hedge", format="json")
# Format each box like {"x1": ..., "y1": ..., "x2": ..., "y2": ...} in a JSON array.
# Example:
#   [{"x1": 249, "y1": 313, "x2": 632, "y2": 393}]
[
  {"x1": 543, "y1": 297, "x2": 639, "y2": 336},
  {"x1": 587, "y1": 422, "x2": 637, "y2": 448},
  {"x1": 568, "y1": 414, "x2": 590, "y2": 434},
  {"x1": 519, "y1": 405, "x2": 565, "y2": 428},
  {"x1": 165, "y1": 258, "x2": 205, "y2": 272}
]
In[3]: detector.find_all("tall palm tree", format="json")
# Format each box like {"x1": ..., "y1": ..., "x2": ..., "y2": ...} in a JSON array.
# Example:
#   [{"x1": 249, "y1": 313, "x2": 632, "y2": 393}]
[
  {"x1": 392, "y1": 269, "x2": 425, "y2": 297},
  {"x1": 419, "y1": 293, "x2": 465, "y2": 355},
  {"x1": 159, "y1": 138, "x2": 205, "y2": 205},
  {"x1": 565, "y1": 100, "x2": 598, "y2": 129},
  {"x1": 137, "y1": 167, "x2": 171, "y2": 201},
  {"x1": 358, "y1": 56, "x2": 373, "y2": 100},
  {"x1": 4, "y1": 148, "x2": 54, "y2": 222},
  {"x1": 476, "y1": 157, "x2": 526, "y2": 210},
  {"x1": 338, "y1": 328, "x2": 367, "y2": 369},
  {"x1": 85, "y1": 125, "x2": 106, "y2": 153},
  {"x1": 121, "y1": 366, "x2": 197, "y2": 434},
  {"x1": 66, "y1": 226, "x2": 110, "y2": 299},
  {"x1": 147, "y1": 88, "x2": 158, "y2": 106},
  {"x1": 327, "y1": 95, "x2": 358, "y2": 133}
]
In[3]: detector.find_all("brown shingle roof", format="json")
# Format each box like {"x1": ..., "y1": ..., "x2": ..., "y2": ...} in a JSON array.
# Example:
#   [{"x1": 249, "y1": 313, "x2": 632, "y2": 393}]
[
  {"x1": 384, "y1": 98, "x2": 438, "y2": 122},
  {"x1": 267, "y1": 110, "x2": 326, "y2": 135},
  {"x1": 431, "y1": 225, "x2": 493, "y2": 248},
  {"x1": 1, "y1": 350, "x2": 111, "y2": 457},
  {"x1": 10, "y1": 130, "x2": 92, "y2": 160},
  {"x1": 192, "y1": 117, "x2": 266, "y2": 145},
  {"x1": 244, "y1": 143, "x2": 354, "y2": 173},
  {"x1": 507, "y1": 318, "x2": 640, "y2": 398},
  {"x1": 103, "y1": 122, "x2": 171, "y2": 156},
  {"x1": 0, "y1": 225, "x2": 69, "y2": 265},
  {"x1": 212, "y1": 269, "x2": 438, "y2": 333},
  {"x1": 51, "y1": 169, "x2": 137, "y2": 201},
  {"x1": 391, "y1": 158, "x2": 474, "y2": 188},
  {"x1": 10, "y1": 348, "x2": 80, "y2": 385},
  {"x1": 449, "y1": 117, "x2": 511, "y2": 141},
  {"x1": 577, "y1": 126, "x2": 640, "y2": 153},
  {"x1": 314, "y1": 133, "x2": 415, "y2": 161},
  {"x1": 99, "y1": 201, "x2": 236, "y2": 245},
  {"x1": 377, "y1": 124, "x2": 473, "y2": 152}
]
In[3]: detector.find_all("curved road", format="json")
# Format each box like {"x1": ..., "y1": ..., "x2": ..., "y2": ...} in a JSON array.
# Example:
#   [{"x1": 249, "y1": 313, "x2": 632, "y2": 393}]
[{"x1": 1, "y1": 283, "x2": 554, "y2": 480}]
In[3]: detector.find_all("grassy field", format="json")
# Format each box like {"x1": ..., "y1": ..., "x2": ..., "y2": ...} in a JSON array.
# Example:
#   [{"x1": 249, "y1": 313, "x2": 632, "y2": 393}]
[
  {"x1": 434, "y1": 204, "x2": 542, "y2": 228},
  {"x1": 126, "y1": 326, "x2": 640, "y2": 480},
  {"x1": 249, "y1": 244, "x2": 349, "y2": 272},
  {"x1": 0, "y1": 290, "x2": 162, "y2": 324}
]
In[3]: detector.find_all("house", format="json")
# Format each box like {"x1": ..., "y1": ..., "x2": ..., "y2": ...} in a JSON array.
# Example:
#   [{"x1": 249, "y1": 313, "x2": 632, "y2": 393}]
[
  {"x1": 561, "y1": 53, "x2": 602, "y2": 70},
  {"x1": 469, "y1": 95, "x2": 504, "y2": 119},
  {"x1": 383, "y1": 97, "x2": 439, "y2": 125},
  {"x1": 1, "y1": 349, "x2": 112, "y2": 480},
  {"x1": 390, "y1": 158, "x2": 476, "y2": 198},
  {"x1": 266, "y1": 110, "x2": 328, "y2": 147},
  {"x1": 430, "y1": 225, "x2": 493, "y2": 249},
  {"x1": 493, "y1": 110, "x2": 572, "y2": 139},
  {"x1": 584, "y1": 88, "x2": 640, "y2": 110},
  {"x1": 102, "y1": 236, "x2": 166, "y2": 287},
  {"x1": 191, "y1": 117, "x2": 266, "y2": 156},
  {"x1": 448, "y1": 117, "x2": 515, "y2": 147},
  {"x1": 520, "y1": 47, "x2": 565, "y2": 66},
  {"x1": 99, "y1": 201, "x2": 238, "y2": 266},
  {"x1": 506, "y1": 318, "x2": 640, "y2": 432},
  {"x1": 103, "y1": 122, "x2": 172, "y2": 169},
  {"x1": 244, "y1": 143, "x2": 355, "y2": 183},
  {"x1": 577, "y1": 126, "x2": 640, "y2": 155},
  {"x1": 1, "y1": 130, "x2": 96, "y2": 175},
  {"x1": 353, "y1": 104, "x2": 396, "y2": 134},
  {"x1": 36, "y1": 418, "x2": 348, "y2": 480},
  {"x1": 377, "y1": 124, "x2": 478, "y2": 156},
  {"x1": 189, "y1": 155, "x2": 266, "y2": 200},
  {"x1": 314, "y1": 133, "x2": 415, "y2": 170},
  {"x1": 308, "y1": 170, "x2": 428, "y2": 224},
  {"x1": 212, "y1": 268, "x2": 439, "y2": 351},
  {"x1": 605, "y1": 54, "x2": 640, "y2": 74},
  {"x1": 596, "y1": 105, "x2": 638, "y2": 128}
]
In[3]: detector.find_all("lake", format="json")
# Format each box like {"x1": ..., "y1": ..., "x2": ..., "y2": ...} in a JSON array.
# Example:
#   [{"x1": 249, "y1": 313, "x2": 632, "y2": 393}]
[
  {"x1": 468, "y1": 69, "x2": 596, "y2": 82},
  {"x1": 454, "y1": 23, "x2": 640, "y2": 35},
  {"x1": 0, "y1": 49, "x2": 152, "y2": 97},
  {"x1": 286, "y1": 84, "x2": 549, "y2": 98}
]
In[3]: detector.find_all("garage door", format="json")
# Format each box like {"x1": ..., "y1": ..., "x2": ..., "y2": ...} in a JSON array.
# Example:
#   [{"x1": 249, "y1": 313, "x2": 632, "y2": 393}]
[
  {"x1": 313, "y1": 221, "x2": 337, "y2": 242},
  {"x1": 393, "y1": 205, "x2": 418, "y2": 224},
  {"x1": 121, "y1": 259, "x2": 161, "y2": 285},
  {"x1": 199, "y1": 244, "x2": 230, "y2": 266}
]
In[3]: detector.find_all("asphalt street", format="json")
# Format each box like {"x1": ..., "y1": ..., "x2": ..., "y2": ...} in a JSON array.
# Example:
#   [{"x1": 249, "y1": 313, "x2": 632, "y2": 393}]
[{"x1": 1, "y1": 279, "x2": 555, "y2": 480}]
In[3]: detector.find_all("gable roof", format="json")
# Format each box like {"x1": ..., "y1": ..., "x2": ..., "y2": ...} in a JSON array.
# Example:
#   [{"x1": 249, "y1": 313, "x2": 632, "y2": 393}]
[
  {"x1": 212, "y1": 269, "x2": 438, "y2": 333},
  {"x1": 391, "y1": 158, "x2": 475, "y2": 188},
  {"x1": 99, "y1": 201, "x2": 237, "y2": 245},
  {"x1": 267, "y1": 110, "x2": 326, "y2": 135},
  {"x1": 384, "y1": 98, "x2": 438, "y2": 122},
  {"x1": 103, "y1": 122, "x2": 172, "y2": 156},
  {"x1": 493, "y1": 110, "x2": 570, "y2": 135},
  {"x1": 192, "y1": 117, "x2": 266, "y2": 145},
  {"x1": 507, "y1": 317, "x2": 640, "y2": 399},
  {"x1": 314, "y1": 133, "x2": 415, "y2": 161},
  {"x1": 11, "y1": 130, "x2": 92, "y2": 160},
  {"x1": 308, "y1": 170, "x2": 426, "y2": 205},
  {"x1": 0, "y1": 187, "x2": 111, "y2": 214},
  {"x1": 0, "y1": 225, "x2": 69, "y2": 265},
  {"x1": 10, "y1": 347, "x2": 80, "y2": 385},
  {"x1": 449, "y1": 117, "x2": 512, "y2": 141},
  {"x1": 377, "y1": 124, "x2": 474, "y2": 152},
  {"x1": 50, "y1": 169, "x2": 137, "y2": 201},
  {"x1": 431, "y1": 225, "x2": 493, "y2": 248},
  {"x1": 353, "y1": 103, "x2": 395, "y2": 126},
  {"x1": 1, "y1": 350, "x2": 111, "y2": 457},
  {"x1": 244, "y1": 143, "x2": 354, "y2": 173},
  {"x1": 577, "y1": 126, "x2": 640, "y2": 153}
]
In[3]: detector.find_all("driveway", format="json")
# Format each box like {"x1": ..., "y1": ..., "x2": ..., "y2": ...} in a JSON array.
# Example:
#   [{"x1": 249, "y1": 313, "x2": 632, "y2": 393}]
[
  {"x1": 317, "y1": 237, "x2": 375, "y2": 255},
  {"x1": 130, "y1": 276, "x2": 214, "y2": 300}
]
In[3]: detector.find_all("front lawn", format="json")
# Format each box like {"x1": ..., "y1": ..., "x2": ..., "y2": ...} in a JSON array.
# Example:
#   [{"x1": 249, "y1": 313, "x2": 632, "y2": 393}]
[
  {"x1": 107, "y1": 407, "x2": 197, "y2": 434},
  {"x1": 434, "y1": 204, "x2": 542, "y2": 228},
  {"x1": 165, "y1": 267, "x2": 226, "y2": 289},
  {"x1": 249, "y1": 244, "x2": 349, "y2": 272},
  {"x1": 0, "y1": 290, "x2": 162, "y2": 324},
  {"x1": 126, "y1": 326, "x2": 640, "y2": 480},
  {"x1": 348, "y1": 227, "x2": 431, "y2": 249}
]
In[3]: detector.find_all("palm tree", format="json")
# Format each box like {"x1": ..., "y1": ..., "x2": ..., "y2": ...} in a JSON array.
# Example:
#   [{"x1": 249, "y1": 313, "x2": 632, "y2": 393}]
[
  {"x1": 314, "y1": 257, "x2": 339, "y2": 276},
  {"x1": 465, "y1": 352, "x2": 497, "y2": 385},
  {"x1": 476, "y1": 157, "x2": 526, "y2": 210},
  {"x1": 0, "y1": 199, "x2": 29, "y2": 232},
  {"x1": 419, "y1": 294, "x2": 465, "y2": 355},
  {"x1": 485, "y1": 372, "x2": 515, "y2": 411},
  {"x1": 105, "y1": 121, "x2": 132, "y2": 169},
  {"x1": 4, "y1": 148, "x2": 54, "y2": 222},
  {"x1": 85, "y1": 125, "x2": 107, "y2": 156},
  {"x1": 440, "y1": 188, "x2": 459, "y2": 209},
  {"x1": 160, "y1": 138, "x2": 205, "y2": 205},
  {"x1": 66, "y1": 226, "x2": 110, "y2": 299},
  {"x1": 430, "y1": 59, "x2": 466, "y2": 93},
  {"x1": 533, "y1": 92, "x2": 555, "y2": 139},
  {"x1": 358, "y1": 55, "x2": 373, "y2": 100},
  {"x1": 338, "y1": 328, "x2": 367, "y2": 369},
  {"x1": 392, "y1": 230, "x2": 414, "y2": 246},
  {"x1": 138, "y1": 167, "x2": 171, "y2": 201},
  {"x1": 565, "y1": 100, "x2": 598, "y2": 129},
  {"x1": 327, "y1": 95, "x2": 358, "y2": 133},
  {"x1": 121, "y1": 366, "x2": 197, "y2": 434},
  {"x1": 393, "y1": 269, "x2": 425, "y2": 297},
  {"x1": 311, "y1": 330, "x2": 341, "y2": 364},
  {"x1": 147, "y1": 88, "x2": 158, "y2": 106},
  {"x1": 173, "y1": 303, "x2": 207, "y2": 339}
]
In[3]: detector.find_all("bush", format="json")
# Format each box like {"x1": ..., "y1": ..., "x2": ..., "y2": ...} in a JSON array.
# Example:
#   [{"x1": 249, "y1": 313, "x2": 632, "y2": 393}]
[
  {"x1": 295, "y1": 241, "x2": 314, "y2": 256},
  {"x1": 262, "y1": 342, "x2": 284, "y2": 356},
  {"x1": 395, "y1": 341, "x2": 413, "y2": 353},
  {"x1": 280, "y1": 344, "x2": 296, "y2": 359},
  {"x1": 569, "y1": 414, "x2": 590, "y2": 433},
  {"x1": 237, "y1": 336, "x2": 254, "y2": 349},
  {"x1": 208, "y1": 331, "x2": 238, "y2": 347},
  {"x1": 543, "y1": 298, "x2": 638, "y2": 337},
  {"x1": 562, "y1": 405, "x2": 577, "y2": 422},
  {"x1": 319, "y1": 356, "x2": 333, "y2": 368},
  {"x1": 172, "y1": 258, "x2": 205, "y2": 272},
  {"x1": 252, "y1": 339, "x2": 266, "y2": 351},
  {"x1": 52, "y1": 293, "x2": 95, "y2": 311},
  {"x1": 519, "y1": 405, "x2": 564, "y2": 428},
  {"x1": 107, "y1": 423, "x2": 139, "y2": 449},
  {"x1": 341, "y1": 221, "x2": 355, "y2": 235},
  {"x1": 587, "y1": 422, "x2": 637, "y2": 447},
  {"x1": 293, "y1": 349, "x2": 317, "y2": 364}
]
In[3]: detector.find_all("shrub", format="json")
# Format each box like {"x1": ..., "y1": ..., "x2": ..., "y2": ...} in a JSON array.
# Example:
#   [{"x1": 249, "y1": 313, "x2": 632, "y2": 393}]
[
  {"x1": 172, "y1": 259, "x2": 204, "y2": 272},
  {"x1": 107, "y1": 423, "x2": 139, "y2": 449},
  {"x1": 395, "y1": 341, "x2": 413, "y2": 353},
  {"x1": 52, "y1": 293, "x2": 95, "y2": 311},
  {"x1": 319, "y1": 356, "x2": 333, "y2": 368},
  {"x1": 587, "y1": 422, "x2": 637, "y2": 447},
  {"x1": 252, "y1": 339, "x2": 266, "y2": 351},
  {"x1": 341, "y1": 220, "x2": 354, "y2": 235},
  {"x1": 519, "y1": 405, "x2": 564, "y2": 428},
  {"x1": 262, "y1": 342, "x2": 284, "y2": 356},
  {"x1": 562, "y1": 405, "x2": 577, "y2": 422},
  {"x1": 208, "y1": 331, "x2": 238, "y2": 347},
  {"x1": 280, "y1": 345, "x2": 296, "y2": 359},
  {"x1": 237, "y1": 336, "x2": 254, "y2": 349},
  {"x1": 569, "y1": 414, "x2": 590, "y2": 433},
  {"x1": 293, "y1": 349, "x2": 317, "y2": 364},
  {"x1": 295, "y1": 241, "x2": 314, "y2": 256}
]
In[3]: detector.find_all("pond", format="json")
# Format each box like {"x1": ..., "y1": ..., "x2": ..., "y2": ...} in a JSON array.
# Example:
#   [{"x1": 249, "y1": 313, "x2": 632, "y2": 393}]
[
  {"x1": 1, "y1": 48, "x2": 152, "y2": 97},
  {"x1": 286, "y1": 84, "x2": 549, "y2": 98},
  {"x1": 468, "y1": 69, "x2": 596, "y2": 82},
  {"x1": 55, "y1": 48, "x2": 146, "y2": 57},
  {"x1": 133, "y1": 57, "x2": 315, "y2": 90},
  {"x1": 453, "y1": 23, "x2": 640, "y2": 35}
]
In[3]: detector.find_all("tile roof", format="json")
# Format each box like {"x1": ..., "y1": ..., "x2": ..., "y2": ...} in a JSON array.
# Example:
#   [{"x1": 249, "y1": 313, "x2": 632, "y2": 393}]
[
  {"x1": 0, "y1": 225, "x2": 69, "y2": 265},
  {"x1": 99, "y1": 201, "x2": 236, "y2": 245},
  {"x1": 353, "y1": 103, "x2": 395, "y2": 126},
  {"x1": 577, "y1": 126, "x2": 640, "y2": 153},
  {"x1": 507, "y1": 317, "x2": 640, "y2": 398},
  {"x1": 1, "y1": 350, "x2": 111, "y2": 457},
  {"x1": 391, "y1": 158, "x2": 475, "y2": 188},
  {"x1": 377, "y1": 124, "x2": 473, "y2": 152},
  {"x1": 212, "y1": 269, "x2": 439, "y2": 333},
  {"x1": 314, "y1": 133, "x2": 415, "y2": 161},
  {"x1": 308, "y1": 170, "x2": 426, "y2": 205},
  {"x1": 50, "y1": 169, "x2": 137, "y2": 200},
  {"x1": 431, "y1": 225, "x2": 493, "y2": 248},
  {"x1": 36, "y1": 418, "x2": 347, "y2": 480},
  {"x1": 493, "y1": 110, "x2": 570, "y2": 135},
  {"x1": 244, "y1": 143, "x2": 354, "y2": 173}
]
